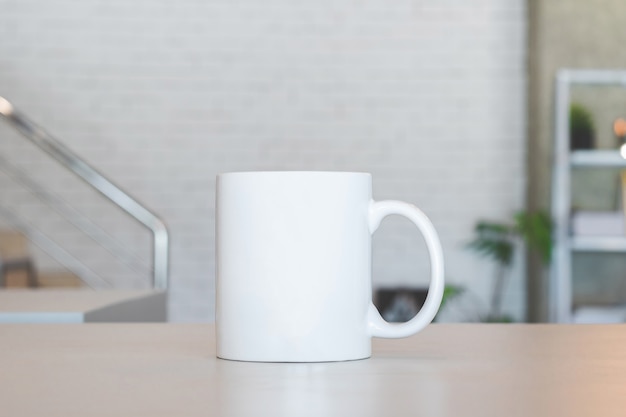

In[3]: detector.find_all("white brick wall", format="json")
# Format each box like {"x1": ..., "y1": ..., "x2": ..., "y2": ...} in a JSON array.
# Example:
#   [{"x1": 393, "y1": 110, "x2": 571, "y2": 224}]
[{"x1": 0, "y1": 0, "x2": 527, "y2": 321}]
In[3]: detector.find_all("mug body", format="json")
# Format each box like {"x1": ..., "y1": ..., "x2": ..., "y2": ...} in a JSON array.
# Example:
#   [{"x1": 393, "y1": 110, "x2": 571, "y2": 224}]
[{"x1": 216, "y1": 171, "x2": 372, "y2": 362}]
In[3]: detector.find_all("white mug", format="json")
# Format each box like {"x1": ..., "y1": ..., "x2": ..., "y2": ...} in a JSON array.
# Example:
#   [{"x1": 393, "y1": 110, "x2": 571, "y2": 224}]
[{"x1": 216, "y1": 171, "x2": 444, "y2": 362}]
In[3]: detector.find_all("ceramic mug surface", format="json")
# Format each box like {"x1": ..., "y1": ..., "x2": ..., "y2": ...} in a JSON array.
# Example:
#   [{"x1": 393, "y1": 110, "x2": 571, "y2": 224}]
[{"x1": 216, "y1": 171, "x2": 444, "y2": 362}]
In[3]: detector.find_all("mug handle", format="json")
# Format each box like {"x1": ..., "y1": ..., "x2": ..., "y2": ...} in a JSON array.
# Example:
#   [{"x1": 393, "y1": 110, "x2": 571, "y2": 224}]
[{"x1": 368, "y1": 200, "x2": 445, "y2": 338}]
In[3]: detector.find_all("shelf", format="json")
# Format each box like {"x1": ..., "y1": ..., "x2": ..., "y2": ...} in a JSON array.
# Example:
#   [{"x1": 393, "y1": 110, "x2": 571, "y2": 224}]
[
  {"x1": 570, "y1": 150, "x2": 626, "y2": 167},
  {"x1": 551, "y1": 70, "x2": 626, "y2": 323},
  {"x1": 570, "y1": 236, "x2": 626, "y2": 252},
  {"x1": 573, "y1": 304, "x2": 626, "y2": 323}
]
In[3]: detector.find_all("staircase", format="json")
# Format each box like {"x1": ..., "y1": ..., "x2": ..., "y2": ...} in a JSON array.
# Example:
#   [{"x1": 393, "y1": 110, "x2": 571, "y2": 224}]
[
  {"x1": 0, "y1": 97, "x2": 169, "y2": 290},
  {"x1": 0, "y1": 230, "x2": 83, "y2": 288}
]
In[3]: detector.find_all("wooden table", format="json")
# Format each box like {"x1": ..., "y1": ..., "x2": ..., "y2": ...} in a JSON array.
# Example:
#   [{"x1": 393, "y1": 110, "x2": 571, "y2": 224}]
[
  {"x1": 0, "y1": 289, "x2": 167, "y2": 323},
  {"x1": 1, "y1": 324, "x2": 625, "y2": 416}
]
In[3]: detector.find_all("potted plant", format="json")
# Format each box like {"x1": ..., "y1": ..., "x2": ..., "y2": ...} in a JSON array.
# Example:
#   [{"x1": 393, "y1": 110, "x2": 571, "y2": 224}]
[
  {"x1": 467, "y1": 210, "x2": 552, "y2": 322},
  {"x1": 570, "y1": 103, "x2": 595, "y2": 150}
]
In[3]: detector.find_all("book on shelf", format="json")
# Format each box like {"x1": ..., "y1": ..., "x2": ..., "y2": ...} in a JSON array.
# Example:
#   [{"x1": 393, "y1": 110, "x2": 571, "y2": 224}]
[{"x1": 571, "y1": 211, "x2": 625, "y2": 236}]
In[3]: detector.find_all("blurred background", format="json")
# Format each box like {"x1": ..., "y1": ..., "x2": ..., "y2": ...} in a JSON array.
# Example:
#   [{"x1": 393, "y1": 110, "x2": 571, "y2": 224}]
[{"x1": 0, "y1": 0, "x2": 624, "y2": 324}]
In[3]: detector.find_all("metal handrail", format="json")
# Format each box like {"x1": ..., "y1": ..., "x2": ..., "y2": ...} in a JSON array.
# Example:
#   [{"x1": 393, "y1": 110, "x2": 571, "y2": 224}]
[
  {"x1": 0, "y1": 96, "x2": 169, "y2": 289},
  {"x1": 0, "y1": 155, "x2": 151, "y2": 276}
]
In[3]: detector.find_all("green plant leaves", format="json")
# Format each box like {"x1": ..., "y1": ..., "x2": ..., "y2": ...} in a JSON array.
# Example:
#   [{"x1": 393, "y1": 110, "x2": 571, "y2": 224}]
[
  {"x1": 467, "y1": 210, "x2": 552, "y2": 268},
  {"x1": 570, "y1": 103, "x2": 595, "y2": 134},
  {"x1": 513, "y1": 210, "x2": 552, "y2": 264},
  {"x1": 466, "y1": 221, "x2": 515, "y2": 267}
]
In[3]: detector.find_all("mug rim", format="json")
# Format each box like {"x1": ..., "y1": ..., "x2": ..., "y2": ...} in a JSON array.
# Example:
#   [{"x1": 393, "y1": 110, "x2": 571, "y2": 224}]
[{"x1": 217, "y1": 171, "x2": 371, "y2": 178}]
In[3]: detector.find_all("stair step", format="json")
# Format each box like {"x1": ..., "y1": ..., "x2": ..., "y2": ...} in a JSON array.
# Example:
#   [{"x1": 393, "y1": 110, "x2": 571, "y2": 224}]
[
  {"x1": 3, "y1": 265, "x2": 36, "y2": 288},
  {"x1": 0, "y1": 230, "x2": 29, "y2": 261},
  {"x1": 37, "y1": 272, "x2": 84, "y2": 288}
]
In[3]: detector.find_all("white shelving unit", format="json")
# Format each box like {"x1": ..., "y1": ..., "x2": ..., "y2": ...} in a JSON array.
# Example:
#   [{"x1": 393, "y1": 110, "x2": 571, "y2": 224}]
[{"x1": 551, "y1": 69, "x2": 626, "y2": 322}]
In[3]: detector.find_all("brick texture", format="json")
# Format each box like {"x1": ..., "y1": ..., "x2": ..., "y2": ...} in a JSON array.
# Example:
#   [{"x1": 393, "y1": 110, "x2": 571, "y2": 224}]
[{"x1": 0, "y1": 0, "x2": 527, "y2": 321}]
